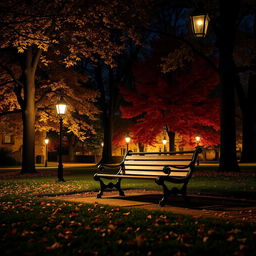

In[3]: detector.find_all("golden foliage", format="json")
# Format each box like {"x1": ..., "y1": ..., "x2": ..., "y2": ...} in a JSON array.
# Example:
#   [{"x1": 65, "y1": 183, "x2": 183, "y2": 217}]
[
  {"x1": 161, "y1": 45, "x2": 194, "y2": 73},
  {"x1": 0, "y1": 0, "x2": 151, "y2": 67}
]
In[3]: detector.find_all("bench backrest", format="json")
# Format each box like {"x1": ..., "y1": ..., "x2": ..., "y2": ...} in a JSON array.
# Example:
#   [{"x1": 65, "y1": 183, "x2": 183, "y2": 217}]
[{"x1": 121, "y1": 149, "x2": 201, "y2": 178}]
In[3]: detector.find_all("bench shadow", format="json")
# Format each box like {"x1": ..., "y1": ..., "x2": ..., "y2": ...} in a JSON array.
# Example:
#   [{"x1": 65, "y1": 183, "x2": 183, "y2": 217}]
[{"x1": 110, "y1": 193, "x2": 256, "y2": 210}]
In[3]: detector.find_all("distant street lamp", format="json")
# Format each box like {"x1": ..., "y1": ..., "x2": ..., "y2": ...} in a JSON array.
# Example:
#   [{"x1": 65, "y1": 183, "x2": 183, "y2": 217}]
[
  {"x1": 101, "y1": 142, "x2": 104, "y2": 147},
  {"x1": 191, "y1": 13, "x2": 210, "y2": 38},
  {"x1": 195, "y1": 136, "x2": 201, "y2": 166},
  {"x1": 44, "y1": 138, "x2": 49, "y2": 167},
  {"x1": 195, "y1": 136, "x2": 201, "y2": 146},
  {"x1": 56, "y1": 97, "x2": 67, "y2": 182},
  {"x1": 125, "y1": 136, "x2": 131, "y2": 151},
  {"x1": 162, "y1": 138, "x2": 167, "y2": 152}
]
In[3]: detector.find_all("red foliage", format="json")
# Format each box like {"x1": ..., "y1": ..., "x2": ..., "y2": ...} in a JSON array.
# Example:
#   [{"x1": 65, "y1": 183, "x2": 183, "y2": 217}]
[{"x1": 119, "y1": 54, "x2": 220, "y2": 148}]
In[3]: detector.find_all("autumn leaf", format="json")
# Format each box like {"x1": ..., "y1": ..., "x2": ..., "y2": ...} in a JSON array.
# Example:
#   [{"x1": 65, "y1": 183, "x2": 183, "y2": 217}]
[
  {"x1": 227, "y1": 235, "x2": 235, "y2": 242},
  {"x1": 203, "y1": 236, "x2": 209, "y2": 243},
  {"x1": 108, "y1": 224, "x2": 117, "y2": 231},
  {"x1": 46, "y1": 242, "x2": 62, "y2": 250},
  {"x1": 70, "y1": 212, "x2": 78, "y2": 218},
  {"x1": 239, "y1": 244, "x2": 248, "y2": 250},
  {"x1": 134, "y1": 234, "x2": 145, "y2": 247},
  {"x1": 10, "y1": 228, "x2": 17, "y2": 235}
]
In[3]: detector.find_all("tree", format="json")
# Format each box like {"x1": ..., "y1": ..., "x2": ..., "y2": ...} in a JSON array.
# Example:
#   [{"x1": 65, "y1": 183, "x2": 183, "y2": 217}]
[
  {"x1": 217, "y1": 0, "x2": 240, "y2": 171},
  {"x1": 234, "y1": 10, "x2": 256, "y2": 162},
  {"x1": 149, "y1": 0, "x2": 245, "y2": 171},
  {"x1": 93, "y1": 37, "x2": 148, "y2": 162},
  {"x1": 0, "y1": 0, "x2": 151, "y2": 172},
  {"x1": 0, "y1": 57, "x2": 101, "y2": 148},
  {"x1": 119, "y1": 50, "x2": 220, "y2": 149}
]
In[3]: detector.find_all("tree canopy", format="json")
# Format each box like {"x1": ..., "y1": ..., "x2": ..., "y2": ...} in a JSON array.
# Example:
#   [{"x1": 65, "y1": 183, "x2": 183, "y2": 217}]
[
  {"x1": 120, "y1": 39, "x2": 220, "y2": 147},
  {"x1": 0, "y1": 0, "x2": 152, "y2": 171}
]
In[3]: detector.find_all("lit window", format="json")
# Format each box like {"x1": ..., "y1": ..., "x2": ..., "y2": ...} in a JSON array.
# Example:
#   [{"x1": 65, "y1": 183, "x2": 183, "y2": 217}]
[{"x1": 2, "y1": 135, "x2": 14, "y2": 144}]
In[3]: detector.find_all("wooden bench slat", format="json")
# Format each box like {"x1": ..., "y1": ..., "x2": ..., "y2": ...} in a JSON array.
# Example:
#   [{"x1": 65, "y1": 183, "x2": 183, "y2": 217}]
[
  {"x1": 123, "y1": 170, "x2": 188, "y2": 177},
  {"x1": 127, "y1": 151, "x2": 195, "y2": 155},
  {"x1": 96, "y1": 174, "x2": 158, "y2": 179},
  {"x1": 124, "y1": 160, "x2": 191, "y2": 166},
  {"x1": 124, "y1": 168, "x2": 189, "y2": 173},
  {"x1": 125, "y1": 155, "x2": 193, "y2": 160},
  {"x1": 124, "y1": 165, "x2": 189, "y2": 171}
]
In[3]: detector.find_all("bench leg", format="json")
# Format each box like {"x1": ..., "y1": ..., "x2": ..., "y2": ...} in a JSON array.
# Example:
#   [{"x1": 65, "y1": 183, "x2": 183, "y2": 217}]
[
  {"x1": 156, "y1": 178, "x2": 190, "y2": 206},
  {"x1": 181, "y1": 182, "x2": 190, "y2": 203},
  {"x1": 160, "y1": 182, "x2": 172, "y2": 206},
  {"x1": 97, "y1": 179, "x2": 106, "y2": 198},
  {"x1": 94, "y1": 177, "x2": 125, "y2": 198},
  {"x1": 116, "y1": 178, "x2": 125, "y2": 197},
  {"x1": 155, "y1": 178, "x2": 172, "y2": 207}
]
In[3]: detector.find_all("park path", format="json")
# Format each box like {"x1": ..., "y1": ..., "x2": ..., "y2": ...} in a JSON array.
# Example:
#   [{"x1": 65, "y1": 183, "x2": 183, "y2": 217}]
[{"x1": 51, "y1": 190, "x2": 256, "y2": 223}]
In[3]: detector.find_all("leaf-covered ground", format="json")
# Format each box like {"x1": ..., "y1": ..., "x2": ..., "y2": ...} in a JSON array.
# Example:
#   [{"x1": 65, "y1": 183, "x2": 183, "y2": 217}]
[
  {"x1": 0, "y1": 166, "x2": 256, "y2": 255},
  {"x1": 1, "y1": 199, "x2": 256, "y2": 256}
]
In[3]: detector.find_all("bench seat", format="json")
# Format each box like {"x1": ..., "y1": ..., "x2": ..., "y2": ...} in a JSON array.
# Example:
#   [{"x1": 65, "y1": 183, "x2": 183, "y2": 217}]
[{"x1": 94, "y1": 148, "x2": 202, "y2": 206}]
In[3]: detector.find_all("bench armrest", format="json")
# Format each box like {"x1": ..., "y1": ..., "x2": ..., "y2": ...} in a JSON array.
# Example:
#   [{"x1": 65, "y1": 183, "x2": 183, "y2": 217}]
[
  {"x1": 164, "y1": 147, "x2": 202, "y2": 173},
  {"x1": 163, "y1": 164, "x2": 191, "y2": 175},
  {"x1": 97, "y1": 162, "x2": 124, "y2": 172}
]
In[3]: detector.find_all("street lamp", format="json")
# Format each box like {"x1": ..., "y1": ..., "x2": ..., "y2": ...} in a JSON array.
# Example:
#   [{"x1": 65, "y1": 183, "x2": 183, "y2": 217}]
[
  {"x1": 191, "y1": 13, "x2": 210, "y2": 38},
  {"x1": 195, "y1": 136, "x2": 201, "y2": 166},
  {"x1": 44, "y1": 138, "x2": 49, "y2": 167},
  {"x1": 56, "y1": 97, "x2": 67, "y2": 182},
  {"x1": 162, "y1": 138, "x2": 167, "y2": 152},
  {"x1": 125, "y1": 136, "x2": 131, "y2": 151},
  {"x1": 195, "y1": 136, "x2": 201, "y2": 146}
]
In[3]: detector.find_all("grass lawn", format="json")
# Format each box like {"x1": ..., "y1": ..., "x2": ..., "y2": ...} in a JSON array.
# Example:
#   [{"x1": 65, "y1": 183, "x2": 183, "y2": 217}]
[{"x1": 0, "y1": 165, "x2": 256, "y2": 255}]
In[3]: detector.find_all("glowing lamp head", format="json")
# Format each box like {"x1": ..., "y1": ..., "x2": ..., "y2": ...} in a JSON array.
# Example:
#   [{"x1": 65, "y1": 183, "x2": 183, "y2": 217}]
[
  {"x1": 191, "y1": 14, "x2": 210, "y2": 37},
  {"x1": 56, "y1": 97, "x2": 67, "y2": 116},
  {"x1": 101, "y1": 142, "x2": 104, "y2": 147},
  {"x1": 44, "y1": 138, "x2": 49, "y2": 145},
  {"x1": 162, "y1": 139, "x2": 167, "y2": 145},
  {"x1": 197, "y1": 19, "x2": 203, "y2": 26},
  {"x1": 125, "y1": 136, "x2": 131, "y2": 143},
  {"x1": 195, "y1": 136, "x2": 201, "y2": 143}
]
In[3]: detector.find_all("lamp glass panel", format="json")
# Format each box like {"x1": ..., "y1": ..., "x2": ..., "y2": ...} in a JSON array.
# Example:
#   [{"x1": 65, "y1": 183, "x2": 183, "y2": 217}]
[
  {"x1": 56, "y1": 104, "x2": 67, "y2": 115},
  {"x1": 125, "y1": 137, "x2": 131, "y2": 143},
  {"x1": 192, "y1": 15, "x2": 209, "y2": 37}
]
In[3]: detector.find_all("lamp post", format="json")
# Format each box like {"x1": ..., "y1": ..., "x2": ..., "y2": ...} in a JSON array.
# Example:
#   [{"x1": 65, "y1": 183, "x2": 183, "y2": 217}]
[
  {"x1": 191, "y1": 13, "x2": 210, "y2": 38},
  {"x1": 56, "y1": 97, "x2": 67, "y2": 182},
  {"x1": 162, "y1": 138, "x2": 167, "y2": 152},
  {"x1": 44, "y1": 138, "x2": 49, "y2": 167},
  {"x1": 125, "y1": 136, "x2": 131, "y2": 151},
  {"x1": 195, "y1": 136, "x2": 201, "y2": 166}
]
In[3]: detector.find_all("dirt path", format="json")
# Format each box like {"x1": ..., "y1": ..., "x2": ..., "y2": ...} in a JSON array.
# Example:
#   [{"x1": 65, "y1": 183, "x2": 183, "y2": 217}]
[{"x1": 50, "y1": 190, "x2": 256, "y2": 223}]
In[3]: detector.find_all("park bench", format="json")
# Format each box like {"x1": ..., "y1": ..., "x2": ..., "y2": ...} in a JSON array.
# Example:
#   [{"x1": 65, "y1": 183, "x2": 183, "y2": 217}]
[{"x1": 94, "y1": 147, "x2": 202, "y2": 206}]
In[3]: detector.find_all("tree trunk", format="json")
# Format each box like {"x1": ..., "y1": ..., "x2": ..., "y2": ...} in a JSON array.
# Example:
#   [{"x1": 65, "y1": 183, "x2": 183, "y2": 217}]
[
  {"x1": 218, "y1": 0, "x2": 240, "y2": 172},
  {"x1": 20, "y1": 47, "x2": 41, "y2": 173},
  {"x1": 21, "y1": 50, "x2": 36, "y2": 173},
  {"x1": 68, "y1": 135, "x2": 76, "y2": 162},
  {"x1": 240, "y1": 74, "x2": 256, "y2": 162},
  {"x1": 167, "y1": 131, "x2": 175, "y2": 151},
  {"x1": 102, "y1": 107, "x2": 113, "y2": 163},
  {"x1": 138, "y1": 142, "x2": 144, "y2": 152},
  {"x1": 239, "y1": 13, "x2": 256, "y2": 162},
  {"x1": 96, "y1": 64, "x2": 114, "y2": 163}
]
